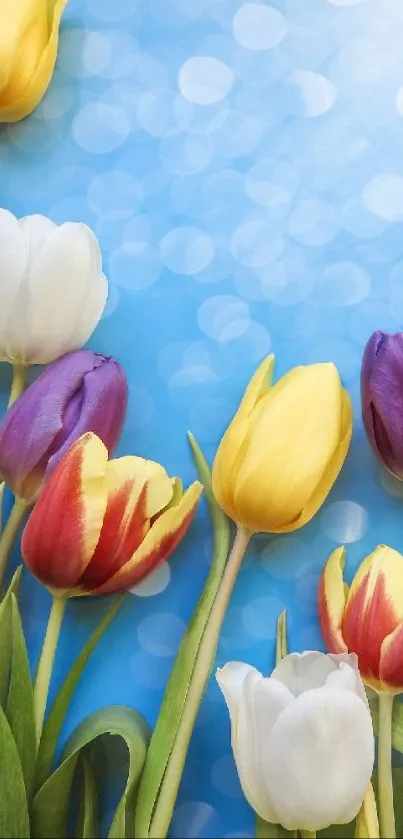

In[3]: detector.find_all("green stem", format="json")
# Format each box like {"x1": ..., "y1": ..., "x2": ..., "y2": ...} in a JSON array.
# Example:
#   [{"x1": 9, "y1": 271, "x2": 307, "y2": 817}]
[
  {"x1": 8, "y1": 363, "x2": 27, "y2": 408},
  {"x1": 149, "y1": 525, "x2": 251, "y2": 839},
  {"x1": 0, "y1": 497, "x2": 28, "y2": 590},
  {"x1": 378, "y1": 692, "x2": 395, "y2": 839},
  {"x1": 34, "y1": 596, "x2": 67, "y2": 744},
  {"x1": 300, "y1": 832, "x2": 316, "y2": 838}
]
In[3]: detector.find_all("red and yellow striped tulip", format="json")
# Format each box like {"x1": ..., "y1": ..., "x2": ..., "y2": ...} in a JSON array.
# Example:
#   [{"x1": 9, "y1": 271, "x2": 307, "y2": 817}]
[
  {"x1": 21, "y1": 432, "x2": 203, "y2": 597},
  {"x1": 318, "y1": 544, "x2": 403, "y2": 693}
]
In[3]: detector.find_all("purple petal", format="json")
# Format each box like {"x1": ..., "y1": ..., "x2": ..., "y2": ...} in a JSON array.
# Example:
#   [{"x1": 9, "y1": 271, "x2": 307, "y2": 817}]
[{"x1": 361, "y1": 330, "x2": 403, "y2": 475}]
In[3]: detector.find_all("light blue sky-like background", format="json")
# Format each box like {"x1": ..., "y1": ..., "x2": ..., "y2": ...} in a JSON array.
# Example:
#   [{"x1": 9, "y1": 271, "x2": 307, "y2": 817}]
[{"x1": 2, "y1": 0, "x2": 403, "y2": 835}]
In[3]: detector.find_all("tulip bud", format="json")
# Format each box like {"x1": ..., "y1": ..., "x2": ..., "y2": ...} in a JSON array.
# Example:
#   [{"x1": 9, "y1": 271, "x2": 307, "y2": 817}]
[
  {"x1": 361, "y1": 330, "x2": 403, "y2": 479},
  {"x1": 216, "y1": 653, "x2": 374, "y2": 832},
  {"x1": 319, "y1": 544, "x2": 403, "y2": 694},
  {"x1": 0, "y1": 210, "x2": 108, "y2": 366},
  {"x1": 21, "y1": 432, "x2": 203, "y2": 596},
  {"x1": 212, "y1": 354, "x2": 352, "y2": 533},
  {"x1": 0, "y1": 0, "x2": 67, "y2": 123},
  {"x1": 0, "y1": 350, "x2": 127, "y2": 503}
]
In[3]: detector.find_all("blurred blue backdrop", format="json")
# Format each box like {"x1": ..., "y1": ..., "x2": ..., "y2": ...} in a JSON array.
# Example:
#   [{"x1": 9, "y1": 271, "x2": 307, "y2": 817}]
[{"x1": 1, "y1": 0, "x2": 403, "y2": 835}]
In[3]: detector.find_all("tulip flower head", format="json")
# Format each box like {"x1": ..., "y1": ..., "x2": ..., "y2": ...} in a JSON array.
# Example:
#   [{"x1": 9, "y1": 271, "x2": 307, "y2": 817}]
[
  {"x1": 319, "y1": 544, "x2": 403, "y2": 693},
  {"x1": 0, "y1": 210, "x2": 107, "y2": 365},
  {"x1": 0, "y1": 350, "x2": 127, "y2": 503},
  {"x1": 21, "y1": 433, "x2": 203, "y2": 597},
  {"x1": 361, "y1": 330, "x2": 403, "y2": 480},
  {"x1": 217, "y1": 653, "x2": 374, "y2": 832},
  {"x1": 212, "y1": 354, "x2": 352, "y2": 533},
  {"x1": 0, "y1": 0, "x2": 67, "y2": 122}
]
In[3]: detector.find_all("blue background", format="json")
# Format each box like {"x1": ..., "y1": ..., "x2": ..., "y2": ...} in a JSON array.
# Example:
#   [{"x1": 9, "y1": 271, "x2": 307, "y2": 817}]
[{"x1": 1, "y1": 0, "x2": 403, "y2": 835}]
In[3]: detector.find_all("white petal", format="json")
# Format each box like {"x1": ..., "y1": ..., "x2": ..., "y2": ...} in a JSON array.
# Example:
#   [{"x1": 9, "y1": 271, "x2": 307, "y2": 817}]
[
  {"x1": 326, "y1": 653, "x2": 368, "y2": 704},
  {"x1": 217, "y1": 663, "x2": 293, "y2": 823},
  {"x1": 0, "y1": 209, "x2": 28, "y2": 360},
  {"x1": 216, "y1": 662, "x2": 257, "y2": 729},
  {"x1": 272, "y1": 652, "x2": 340, "y2": 696},
  {"x1": 68, "y1": 270, "x2": 108, "y2": 350},
  {"x1": 19, "y1": 214, "x2": 57, "y2": 261},
  {"x1": 24, "y1": 222, "x2": 104, "y2": 364},
  {"x1": 263, "y1": 685, "x2": 374, "y2": 831}
]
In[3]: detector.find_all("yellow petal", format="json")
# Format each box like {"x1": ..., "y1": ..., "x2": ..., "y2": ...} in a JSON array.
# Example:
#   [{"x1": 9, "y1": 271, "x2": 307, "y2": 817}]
[
  {"x1": 293, "y1": 387, "x2": 353, "y2": 531},
  {"x1": 107, "y1": 456, "x2": 173, "y2": 520},
  {"x1": 233, "y1": 363, "x2": 344, "y2": 532},
  {"x1": 0, "y1": 0, "x2": 68, "y2": 123},
  {"x1": 89, "y1": 481, "x2": 203, "y2": 595},
  {"x1": 212, "y1": 355, "x2": 275, "y2": 522},
  {"x1": 318, "y1": 547, "x2": 349, "y2": 653},
  {"x1": 354, "y1": 784, "x2": 379, "y2": 838}
]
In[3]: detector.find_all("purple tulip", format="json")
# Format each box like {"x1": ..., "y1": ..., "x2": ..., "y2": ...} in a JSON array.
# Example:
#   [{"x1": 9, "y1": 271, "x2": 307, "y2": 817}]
[
  {"x1": 361, "y1": 330, "x2": 403, "y2": 478},
  {"x1": 0, "y1": 350, "x2": 128, "y2": 502}
]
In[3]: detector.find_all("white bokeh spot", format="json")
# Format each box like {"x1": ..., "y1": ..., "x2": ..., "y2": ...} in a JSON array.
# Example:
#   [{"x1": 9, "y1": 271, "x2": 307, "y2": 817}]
[
  {"x1": 321, "y1": 501, "x2": 369, "y2": 543},
  {"x1": 233, "y1": 3, "x2": 287, "y2": 51},
  {"x1": 179, "y1": 57, "x2": 234, "y2": 105}
]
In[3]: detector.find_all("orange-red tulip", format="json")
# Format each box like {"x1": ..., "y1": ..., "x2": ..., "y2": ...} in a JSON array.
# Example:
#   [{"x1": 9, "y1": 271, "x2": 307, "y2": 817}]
[
  {"x1": 319, "y1": 545, "x2": 403, "y2": 694},
  {"x1": 21, "y1": 432, "x2": 202, "y2": 597}
]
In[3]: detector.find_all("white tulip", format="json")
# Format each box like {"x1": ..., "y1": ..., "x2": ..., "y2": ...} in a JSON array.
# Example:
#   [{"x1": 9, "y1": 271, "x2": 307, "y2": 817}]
[
  {"x1": 0, "y1": 209, "x2": 108, "y2": 365},
  {"x1": 216, "y1": 652, "x2": 374, "y2": 832}
]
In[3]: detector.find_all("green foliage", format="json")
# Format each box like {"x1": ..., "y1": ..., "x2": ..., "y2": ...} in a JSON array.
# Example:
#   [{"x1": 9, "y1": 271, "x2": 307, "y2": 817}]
[
  {"x1": 33, "y1": 706, "x2": 149, "y2": 839},
  {"x1": 135, "y1": 434, "x2": 231, "y2": 839}
]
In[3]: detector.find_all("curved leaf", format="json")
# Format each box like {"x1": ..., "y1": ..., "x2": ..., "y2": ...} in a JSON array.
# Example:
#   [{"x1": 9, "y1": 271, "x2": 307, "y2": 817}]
[
  {"x1": 36, "y1": 595, "x2": 123, "y2": 789},
  {"x1": 0, "y1": 702, "x2": 30, "y2": 837},
  {"x1": 135, "y1": 434, "x2": 230, "y2": 839},
  {"x1": 76, "y1": 757, "x2": 98, "y2": 839},
  {"x1": 0, "y1": 567, "x2": 22, "y2": 706},
  {"x1": 6, "y1": 595, "x2": 36, "y2": 802},
  {"x1": 33, "y1": 705, "x2": 149, "y2": 839}
]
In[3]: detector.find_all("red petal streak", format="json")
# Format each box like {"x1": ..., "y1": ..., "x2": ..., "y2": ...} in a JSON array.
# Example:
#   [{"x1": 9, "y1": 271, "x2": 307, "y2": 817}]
[
  {"x1": 90, "y1": 505, "x2": 197, "y2": 596},
  {"x1": 379, "y1": 622, "x2": 403, "y2": 692},
  {"x1": 343, "y1": 571, "x2": 399, "y2": 682},
  {"x1": 318, "y1": 574, "x2": 348, "y2": 654},
  {"x1": 22, "y1": 445, "x2": 88, "y2": 588},
  {"x1": 80, "y1": 482, "x2": 149, "y2": 589}
]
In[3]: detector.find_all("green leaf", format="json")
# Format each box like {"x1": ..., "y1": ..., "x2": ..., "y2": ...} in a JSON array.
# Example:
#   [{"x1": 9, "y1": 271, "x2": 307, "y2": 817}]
[
  {"x1": 319, "y1": 823, "x2": 355, "y2": 837},
  {"x1": 36, "y1": 595, "x2": 123, "y2": 789},
  {"x1": 32, "y1": 705, "x2": 149, "y2": 839},
  {"x1": 0, "y1": 567, "x2": 22, "y2": 706},
  {"x1": 134, "y1": 434, "x2": 230, "y2": 839},
  {"x1": 76, "y1": 757, "x2": 98, "y2": 839},
  {"x1": 0, "y1": 702, "x2": 30, "y2": 837},
  {"x1": 6, "y1": 595, "x2": 36, "y2": 802}
]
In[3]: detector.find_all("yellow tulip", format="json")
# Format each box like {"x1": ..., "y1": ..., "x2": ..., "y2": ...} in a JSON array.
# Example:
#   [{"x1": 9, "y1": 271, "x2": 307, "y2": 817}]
[
  {"x1": 212, "y1": 354, "x2": 352, "y2": 533},
  {"x1": 0, "y1": 0, "x2": 67, "y2": 123}
]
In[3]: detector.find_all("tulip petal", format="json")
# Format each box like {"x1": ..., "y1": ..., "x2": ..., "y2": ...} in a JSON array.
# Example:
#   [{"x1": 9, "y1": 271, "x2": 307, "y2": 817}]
[
  {"x1": 272, "y1": 651, "x2": 357, "y2": 696},
  {"x1": 264, "y1": 686, "x2": 374, "y2": 831},
  {"x1": 295, "y1": 388, "x2": 353, "y2": 531},
  {"x1": 233, "y1": 364, "x2": 346, "y2": 532},
  {"x1": 237, "y1": 354, "x2": 275, "y2": 418},
  {"x1": 318, "y1": 547, "x2": 349, "y2": 655},
  {"x1": 0, "y1": 350, "x2": 117, "y2": 501},
  {"x1": 25, "y1": 223, "x2": 105, "y2": 365},
  {"x1": 217, "y1": 663, "x2": 292, "y2": 824},
  {"x1": 0, "y1": 209, "x2": 28, "y2": 360},
  {"x1": 212, "y1": 355, "x2": 274, "y2": 523},
  {"x1": 0, "y1": 0, "x2": 68, "y2": 123},
  {"x1": 0, "y1": 0, "x2": 47, "y2": 92},
  {"x1": 379, "y1": 621, "x2": 403, "y2": 692},
  {"x1": 361, "y1": 331, "x2": 403, "y2": 477},
  {"x1": 21, "y1": 433, "x2": 108, "y2": 590},
  {"x1": 87, "y1": 481, "x2": 203, "y2": 595},
  {"x1": 80, "y1": 456, "x2": 173, "y2": 589},
  {"x1": 343, "y1": 545, "x2": 403, "y2": 686}
]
